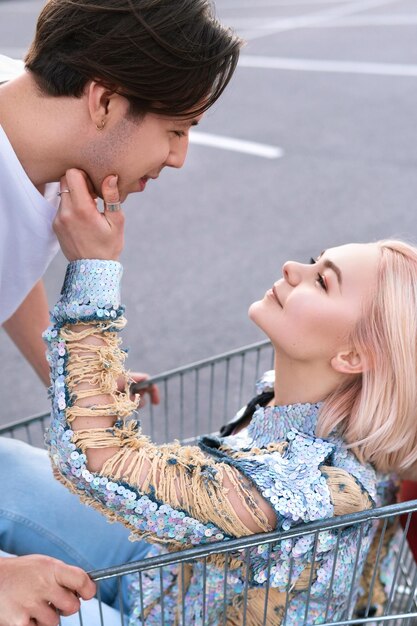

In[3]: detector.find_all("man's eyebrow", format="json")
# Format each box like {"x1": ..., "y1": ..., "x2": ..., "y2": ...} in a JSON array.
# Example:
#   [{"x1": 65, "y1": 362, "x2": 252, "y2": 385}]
[{"x1": 177, "y1": 119, "x2": 200, "y2": 128}]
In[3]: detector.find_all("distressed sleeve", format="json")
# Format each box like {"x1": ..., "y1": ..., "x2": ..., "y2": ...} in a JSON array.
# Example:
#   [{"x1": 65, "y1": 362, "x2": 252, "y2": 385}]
[
  {"x1": 45, "y1": 260, "x2": 275, "y2": 551},
  {"x1": 45, "y1": 260, "x2": 373, "y2": 561}
]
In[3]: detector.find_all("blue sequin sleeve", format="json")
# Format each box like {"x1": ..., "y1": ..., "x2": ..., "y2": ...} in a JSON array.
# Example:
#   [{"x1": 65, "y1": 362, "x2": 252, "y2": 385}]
[
  {"x1": 48, "y1": 259, "x2": 124, "y2": 326},
  {"x1": 234, "y1": 431, "x2": 335, "y2": 532},
  {"x1": 44, "y1": 263, "x2": 391, "y2": 626},
  {"x1": 45, "y1": 260, "x2": 237, "y2": 550}
]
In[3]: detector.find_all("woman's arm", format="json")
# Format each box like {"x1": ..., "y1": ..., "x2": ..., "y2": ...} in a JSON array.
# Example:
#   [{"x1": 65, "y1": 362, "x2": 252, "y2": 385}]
[
  {"x1": 46, "y1": 260, "x2": 276, "y2": 549},
  {"x1": 47, "y1": 171, "x2": 370, "y2": 556}
]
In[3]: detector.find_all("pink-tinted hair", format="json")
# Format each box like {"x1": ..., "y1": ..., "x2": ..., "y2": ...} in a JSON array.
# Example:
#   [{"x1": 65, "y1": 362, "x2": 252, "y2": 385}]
[{"x1": 316, "y1": 239, "x2": 417, "y2": 473}]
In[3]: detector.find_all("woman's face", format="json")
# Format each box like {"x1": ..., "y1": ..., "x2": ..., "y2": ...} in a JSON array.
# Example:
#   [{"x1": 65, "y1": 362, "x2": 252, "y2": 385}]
[{"x1": 249, "y1": 243, "x2": 380, "y2": 363}]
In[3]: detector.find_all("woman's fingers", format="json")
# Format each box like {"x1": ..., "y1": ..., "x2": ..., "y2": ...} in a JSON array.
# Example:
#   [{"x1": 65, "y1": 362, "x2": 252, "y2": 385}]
[
  {"x1": 103, "y1": 175, "x2": 120, "y2": 210},
  {"x1": 61, "y1": 169, "x2": 97, "y2": 216},
  {"x1": 102, "y1": 175, "x2": 125, "y2": 227},
  {"x1": 53, "y1": 169, "x2": 125, "y2": 261},
  {"x1": 58, "y1": 174, "x2": 70, "y2": 201}
]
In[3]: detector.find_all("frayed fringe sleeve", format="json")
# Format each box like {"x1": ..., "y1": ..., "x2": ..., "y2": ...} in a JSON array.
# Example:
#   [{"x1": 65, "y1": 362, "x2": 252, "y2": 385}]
[{"x1": 45, "y1": 260, "x2": 274, "y2": 552}]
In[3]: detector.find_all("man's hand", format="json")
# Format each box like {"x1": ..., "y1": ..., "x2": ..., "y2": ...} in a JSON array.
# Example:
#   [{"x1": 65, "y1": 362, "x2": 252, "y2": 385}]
[
  {"x1": 53, "y1": 169, "x2": 124, "y2": 261},
  {"x1": 119, "y1": 372, "x2": 160, "y2": 406},
  {"x1": 0, "y1": 555, "x2": 96, "y2": 626}
]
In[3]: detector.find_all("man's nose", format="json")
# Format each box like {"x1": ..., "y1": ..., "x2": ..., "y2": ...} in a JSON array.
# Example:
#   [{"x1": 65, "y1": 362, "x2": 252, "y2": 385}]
[{"x1": 166, "y1": 137, "x2": 189, "y2": 169}]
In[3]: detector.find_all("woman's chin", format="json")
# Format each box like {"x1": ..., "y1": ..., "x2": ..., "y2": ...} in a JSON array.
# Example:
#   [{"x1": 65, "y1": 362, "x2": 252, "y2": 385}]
[
  {"x1": 248, "y1": 300, "x2": 262, "y2": 322},
  {"x1": 248, "y1": 300, "x2": 270, "y2": 333}
]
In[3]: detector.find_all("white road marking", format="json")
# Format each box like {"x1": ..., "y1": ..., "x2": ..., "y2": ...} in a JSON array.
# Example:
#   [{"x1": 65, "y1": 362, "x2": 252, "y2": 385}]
[
  {"x1": 221, "y1": 0, "x2": 350, "y2": 6},
  {"x1": 0, "y1": 48, "x2": 28, "y2": 59},
  {"x1": 239, "y1": 55, "x2": 417, "y2": 77},
  {"x1": 240, "y1": 0, "x2": 403, "y2": 41},
  {"x1": 190, "y1": 132, "x2": 284, "y2": 159},
  {"x1": 0, "y1": 1, "x2": 43, "y2": 12},
  {"x1": 305, "y1": 14, "x2": 417, "y2": 27},
  {"x1": 231, "y1": 14, "x2": 417, "y2": 30}
]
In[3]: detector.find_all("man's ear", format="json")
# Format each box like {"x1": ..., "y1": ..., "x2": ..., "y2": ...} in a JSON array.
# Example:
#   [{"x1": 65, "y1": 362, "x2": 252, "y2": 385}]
[
  {"x1": 331, "y1": 350, "x2": 365, "y2": 375},
  {"x1": 86, "y1": 81, "x2": 119, "y2": 128}
]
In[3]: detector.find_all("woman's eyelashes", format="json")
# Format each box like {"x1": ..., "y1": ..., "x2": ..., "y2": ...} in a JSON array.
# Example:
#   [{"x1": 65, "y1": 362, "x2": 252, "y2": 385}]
[
  {"x1": 309, "y1": 257, "x2": 327, "y2": 291},
  {"x1": 316, "y1": 273, "x2": 327, "y2": 291}
]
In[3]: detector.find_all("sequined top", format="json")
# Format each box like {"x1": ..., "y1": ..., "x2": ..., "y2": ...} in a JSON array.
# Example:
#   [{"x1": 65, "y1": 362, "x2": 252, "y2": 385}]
[{"x1": 45, "y1": 260, "x2": 396, "y2": 625}]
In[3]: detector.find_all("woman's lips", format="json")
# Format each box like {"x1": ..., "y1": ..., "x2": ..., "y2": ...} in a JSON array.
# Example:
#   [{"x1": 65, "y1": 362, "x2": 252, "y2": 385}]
[{"x1": 272, "y1": 285, "x2": 282, "y2": 307}]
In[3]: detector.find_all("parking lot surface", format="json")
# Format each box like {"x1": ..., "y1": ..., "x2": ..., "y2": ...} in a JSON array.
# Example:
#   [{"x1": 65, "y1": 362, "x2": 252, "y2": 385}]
[{"x1": 1, "y1": 0, "x2": 416, "y2": 423}]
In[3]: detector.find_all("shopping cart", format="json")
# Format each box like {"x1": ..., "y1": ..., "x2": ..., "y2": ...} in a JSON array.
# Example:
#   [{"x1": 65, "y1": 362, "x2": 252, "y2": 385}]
[{"x1": 1, "y1": 339, "x2": 417, "y2": 626}]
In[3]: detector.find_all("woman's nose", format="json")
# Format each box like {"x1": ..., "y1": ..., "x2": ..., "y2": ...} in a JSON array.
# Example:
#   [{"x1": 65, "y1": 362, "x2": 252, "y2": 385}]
[{"x1": 282, "y1": 260, "x2": 303, "y2": 286}]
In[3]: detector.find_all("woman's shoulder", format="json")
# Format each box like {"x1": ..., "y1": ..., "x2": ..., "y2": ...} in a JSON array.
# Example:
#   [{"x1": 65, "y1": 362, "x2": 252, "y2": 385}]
[{"x1": 219, "y1": 370, "x2": 275, "y2": 438}]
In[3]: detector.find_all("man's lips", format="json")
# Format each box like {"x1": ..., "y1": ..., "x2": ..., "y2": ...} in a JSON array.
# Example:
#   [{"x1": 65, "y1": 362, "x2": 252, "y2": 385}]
[
  {"x1": 138, "y1": 175, "x2": 158, "y2": 192},
  {"x1": 138, "y1": 176, "x2": 148, "y2": 191}
]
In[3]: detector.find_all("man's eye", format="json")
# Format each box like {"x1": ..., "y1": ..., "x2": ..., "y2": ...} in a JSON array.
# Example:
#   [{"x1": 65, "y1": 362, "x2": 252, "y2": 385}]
[{"x1": 310, "y1": 257, "x2": 317, "y2": 265}]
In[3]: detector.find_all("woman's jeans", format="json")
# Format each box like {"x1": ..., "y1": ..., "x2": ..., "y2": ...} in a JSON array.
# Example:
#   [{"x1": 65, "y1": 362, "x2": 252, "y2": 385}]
[{"x1": 0, "y1": 437, "x2": 151, "y2": 624}]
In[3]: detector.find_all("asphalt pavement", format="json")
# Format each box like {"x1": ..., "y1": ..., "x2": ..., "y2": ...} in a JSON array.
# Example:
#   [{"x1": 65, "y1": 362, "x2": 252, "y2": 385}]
[{"x1": 0, "y1": 0, "x2": 416, "y2": 424}]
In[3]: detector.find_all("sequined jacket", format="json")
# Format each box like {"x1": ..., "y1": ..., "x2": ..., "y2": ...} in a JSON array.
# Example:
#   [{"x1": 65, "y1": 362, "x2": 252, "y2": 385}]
[{"x1": 45, "y1": 260, "x2": 397, "y2": 626}]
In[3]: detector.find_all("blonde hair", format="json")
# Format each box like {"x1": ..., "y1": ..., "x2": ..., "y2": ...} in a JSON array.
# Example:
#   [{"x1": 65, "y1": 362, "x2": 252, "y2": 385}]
[{"x1": 316, "y1": 239, "x2": 417, "y2": 473}]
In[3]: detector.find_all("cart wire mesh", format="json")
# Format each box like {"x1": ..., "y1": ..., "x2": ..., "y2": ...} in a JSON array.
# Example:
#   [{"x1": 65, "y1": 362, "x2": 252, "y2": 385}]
[{"x1": 1, "y1": 339, "x2": 417, "y2": 626}]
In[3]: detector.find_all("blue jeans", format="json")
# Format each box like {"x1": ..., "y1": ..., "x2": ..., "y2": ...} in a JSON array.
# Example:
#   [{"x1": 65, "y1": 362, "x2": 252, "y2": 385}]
[{"x1": 0, "y1": 437, "x2": 150, "y2": 622}]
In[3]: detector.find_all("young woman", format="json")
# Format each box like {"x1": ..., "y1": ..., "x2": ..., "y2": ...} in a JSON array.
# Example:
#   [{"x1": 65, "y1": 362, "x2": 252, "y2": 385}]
[{"x1": 45, "y1": 179, "x2": 417, "y2": 624}]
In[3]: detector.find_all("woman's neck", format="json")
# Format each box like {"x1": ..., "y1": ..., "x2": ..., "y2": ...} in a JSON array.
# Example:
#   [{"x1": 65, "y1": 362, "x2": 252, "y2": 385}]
[{"x1": 272, "y1": 351, "x2": 343, "y2": 406}]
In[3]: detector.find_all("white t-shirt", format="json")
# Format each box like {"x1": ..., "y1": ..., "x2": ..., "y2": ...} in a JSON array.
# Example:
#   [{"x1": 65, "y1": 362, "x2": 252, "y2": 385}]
[{"x1": 0, "y1": 55, "x2": 60, "y2": 324}]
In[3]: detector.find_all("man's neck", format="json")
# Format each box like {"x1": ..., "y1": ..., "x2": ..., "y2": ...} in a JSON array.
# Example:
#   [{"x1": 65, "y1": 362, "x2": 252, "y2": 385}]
[{"x1": 0, "y1": 71, "x2": 82, "y2": 187}]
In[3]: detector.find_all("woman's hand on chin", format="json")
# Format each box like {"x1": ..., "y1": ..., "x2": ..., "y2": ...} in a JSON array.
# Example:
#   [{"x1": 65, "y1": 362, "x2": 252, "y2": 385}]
[{"x1": 53, "y1": 168, "x2": 125, "y2": 261}]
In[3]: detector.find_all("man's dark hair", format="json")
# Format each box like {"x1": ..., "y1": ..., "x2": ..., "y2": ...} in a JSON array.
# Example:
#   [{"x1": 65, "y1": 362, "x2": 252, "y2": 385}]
[{"x1": 25, "y1": 0, "x2": 242, "y2": 118}]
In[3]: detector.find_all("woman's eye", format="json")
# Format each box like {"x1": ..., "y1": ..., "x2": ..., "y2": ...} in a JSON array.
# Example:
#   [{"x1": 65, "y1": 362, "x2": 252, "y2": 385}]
[
  {"x1": 173, "y1": 130, "x2": 185, "y2": 138},
  {"x1": 316, "y1": 273, "x2": 327, "y2": 291},
  {"x1": 310, "y1": 257, "x2": 327, "y2": 290}
]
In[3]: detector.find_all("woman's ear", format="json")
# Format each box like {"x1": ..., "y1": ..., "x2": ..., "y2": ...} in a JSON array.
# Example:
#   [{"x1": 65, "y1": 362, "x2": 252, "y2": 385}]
[{"x1": 331, "y1": 350, "x2": 365, "y2": 375}]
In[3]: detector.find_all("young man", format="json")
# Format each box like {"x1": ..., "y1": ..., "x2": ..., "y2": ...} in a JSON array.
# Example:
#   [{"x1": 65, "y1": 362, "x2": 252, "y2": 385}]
[{"x1": 0, "y1": 0, "x2": 241, "y2": 622}]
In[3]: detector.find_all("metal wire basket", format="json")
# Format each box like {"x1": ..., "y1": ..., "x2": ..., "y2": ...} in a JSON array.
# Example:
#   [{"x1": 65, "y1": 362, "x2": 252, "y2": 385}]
[{"x1": 1, "y1": 339, "x2": 417, "y2": 626}]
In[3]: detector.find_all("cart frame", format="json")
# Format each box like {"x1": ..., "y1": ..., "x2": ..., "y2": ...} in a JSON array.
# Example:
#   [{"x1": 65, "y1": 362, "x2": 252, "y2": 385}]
[{"x1": 1, "y1": 339, "x2": 417, "y2": 626}]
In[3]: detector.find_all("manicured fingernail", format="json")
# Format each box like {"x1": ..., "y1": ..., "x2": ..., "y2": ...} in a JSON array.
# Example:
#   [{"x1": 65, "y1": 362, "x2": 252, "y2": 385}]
[{"x1": 109, "y1": 175, "x2": 118, "y2": 188}]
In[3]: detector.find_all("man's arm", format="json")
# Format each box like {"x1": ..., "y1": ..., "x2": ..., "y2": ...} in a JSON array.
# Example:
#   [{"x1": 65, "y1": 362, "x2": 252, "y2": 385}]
[
  {"x1": 0, "y1": 172, "x2": 125, "y2": 624},
  {"x1": 1, "y1": 279, "x2": 100, "y2": 624},
  {"x1": 3, "y1": 279, "x2": 50, "y2": 386}
]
